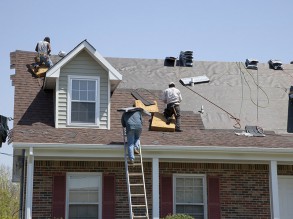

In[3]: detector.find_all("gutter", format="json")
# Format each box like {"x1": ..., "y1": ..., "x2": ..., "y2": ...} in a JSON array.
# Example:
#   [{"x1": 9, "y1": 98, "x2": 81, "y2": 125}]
[{"x1": 12, "y1": 142, "x2": 293, "y2": 153}]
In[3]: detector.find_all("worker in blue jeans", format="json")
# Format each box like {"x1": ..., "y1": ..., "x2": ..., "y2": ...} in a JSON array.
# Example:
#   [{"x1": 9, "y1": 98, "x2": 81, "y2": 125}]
[{"x1": 121, "y1": 109, "x2": 143, "y2": 164}]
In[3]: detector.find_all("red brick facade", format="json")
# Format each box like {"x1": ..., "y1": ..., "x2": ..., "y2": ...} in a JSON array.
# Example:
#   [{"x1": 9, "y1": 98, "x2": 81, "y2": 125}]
[{"x1": 21, "y1": 161, "x2": 293, "y2": 218}]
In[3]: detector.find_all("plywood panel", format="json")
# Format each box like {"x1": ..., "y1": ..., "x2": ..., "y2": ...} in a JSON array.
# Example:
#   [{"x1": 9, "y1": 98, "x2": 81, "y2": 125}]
[
  {"x1": 134, "y1": 100, "x2": 159, "y2": 113},
  {"x1": 150, "y1": 112, "x2": 175, "y2": 132}
]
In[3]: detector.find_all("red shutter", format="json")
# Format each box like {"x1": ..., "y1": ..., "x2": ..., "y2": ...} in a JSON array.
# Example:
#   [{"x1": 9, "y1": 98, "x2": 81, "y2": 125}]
[
  {"x1": 160, "y1": 175, "x2": 173, "y2": 218},
  {"x1": 102, "y1": 174, "x2": 115, "y2": 219},
  {"x1": 52, "y1": 175, "x2": 66, "y2": 218},
  {"x1": 208, "y1": 176, "x2": 221, "y2": 219}
]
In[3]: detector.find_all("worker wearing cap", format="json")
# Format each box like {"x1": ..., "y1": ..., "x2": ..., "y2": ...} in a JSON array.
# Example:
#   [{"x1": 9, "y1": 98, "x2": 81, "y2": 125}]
[
  {"x1": 35, "y1": 36, "x2": 53, "y2": 68},
  {"x1": 162, "y1": 82, "x2": 183, "y2": 132}
]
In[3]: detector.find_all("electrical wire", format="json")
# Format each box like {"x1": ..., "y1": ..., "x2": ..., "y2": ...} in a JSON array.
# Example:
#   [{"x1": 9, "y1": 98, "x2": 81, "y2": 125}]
[{"x1": 236, "y1": 62, "x2": 270, "y2": 108}]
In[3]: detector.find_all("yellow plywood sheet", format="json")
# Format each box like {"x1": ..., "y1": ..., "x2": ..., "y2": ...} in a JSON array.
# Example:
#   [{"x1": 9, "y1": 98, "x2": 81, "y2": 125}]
[
  {"x1": 34, "y1": 66, "x2": 48, "y2": 78},
  {"x1": 134, "y1": 100, "x2": 159, "y2": 113},
  {"x1": 150, "y1": 112, "x2": 175, "y2": 132}
]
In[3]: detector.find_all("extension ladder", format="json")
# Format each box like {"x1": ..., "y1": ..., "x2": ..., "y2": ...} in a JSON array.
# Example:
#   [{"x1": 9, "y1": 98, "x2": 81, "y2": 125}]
[{"x1": 123, "y1": 129, "x2": 149, "y2": 219}]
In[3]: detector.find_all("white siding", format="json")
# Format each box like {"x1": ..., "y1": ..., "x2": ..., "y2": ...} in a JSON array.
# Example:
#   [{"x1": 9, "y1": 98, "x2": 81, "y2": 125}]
[{"x1": 57, "y1": 50, "x2": 109, "y2": 129}]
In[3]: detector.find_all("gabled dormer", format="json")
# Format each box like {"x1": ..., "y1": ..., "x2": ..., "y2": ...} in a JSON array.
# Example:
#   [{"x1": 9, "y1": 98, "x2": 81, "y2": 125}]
[{"x1": 43, "y1": 40, "x2": 122, "y2": 129}]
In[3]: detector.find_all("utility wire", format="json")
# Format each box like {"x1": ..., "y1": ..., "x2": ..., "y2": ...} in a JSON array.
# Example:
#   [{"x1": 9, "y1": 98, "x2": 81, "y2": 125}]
[{"x1": 236, "y1": 62, "x2": 270, "y2": 108}]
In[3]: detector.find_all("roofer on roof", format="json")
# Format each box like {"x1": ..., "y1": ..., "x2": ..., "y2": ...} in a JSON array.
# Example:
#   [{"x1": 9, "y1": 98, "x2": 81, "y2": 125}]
[
  {"x1": 162, "y1": 82, "x2": 183, "y2": 132},
  {"x1": 34, "y1": 36, "x2": 53, "y2": 68}
]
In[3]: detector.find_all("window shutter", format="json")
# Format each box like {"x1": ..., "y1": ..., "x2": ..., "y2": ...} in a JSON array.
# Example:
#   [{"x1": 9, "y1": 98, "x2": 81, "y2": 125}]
[
  {"x1": 160, "y1": 175, "x2": 173, "y2": 218},
  {"x1": 208, "y1": 176, "x2": 221, "y2": 219},
  {"x1": 52, "y1": 175, "x2": 66, "y2": 219},
  {"x1": 102, "y1": 174, "x2": 115, "y2": 219}
]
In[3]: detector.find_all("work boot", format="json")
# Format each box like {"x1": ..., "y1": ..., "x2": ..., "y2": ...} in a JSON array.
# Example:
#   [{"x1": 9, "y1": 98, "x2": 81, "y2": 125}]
[
  {"x1": 175, "y1": 128, "x2": 183, "y2": 132},
  {"x1": 166, "y1": 118, "x2": 171, "y2": 125},
  {"x1": 128, "y1": 159, "x2": 134, "y2": 165}
]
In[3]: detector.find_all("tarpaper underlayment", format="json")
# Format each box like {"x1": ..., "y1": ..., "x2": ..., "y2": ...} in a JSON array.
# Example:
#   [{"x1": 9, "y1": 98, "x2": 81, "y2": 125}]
[{"x1": 107, "y1": 58, "x2": 293, "y2": 134}]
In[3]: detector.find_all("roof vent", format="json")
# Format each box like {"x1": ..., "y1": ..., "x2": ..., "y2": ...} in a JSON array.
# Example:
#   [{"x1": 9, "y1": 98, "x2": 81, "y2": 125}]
[
  {"x1": 245, "y1": 59, "x2": 258, "y2": 70},
  {"x1": 179, "y1": 51, "x2": 193, "y2": 67},
  {"x1": 164, "y1": 57, "x2": 176, "y2": 67},
  {"x1": 268, "y1": 59, "x2": 283, "y2": 70}
]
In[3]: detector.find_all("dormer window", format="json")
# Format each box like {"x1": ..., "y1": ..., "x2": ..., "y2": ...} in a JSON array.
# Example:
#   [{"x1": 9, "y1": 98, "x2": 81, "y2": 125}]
[{"x1": 68, "y1": 75, "x2": 100, "y2": 126}]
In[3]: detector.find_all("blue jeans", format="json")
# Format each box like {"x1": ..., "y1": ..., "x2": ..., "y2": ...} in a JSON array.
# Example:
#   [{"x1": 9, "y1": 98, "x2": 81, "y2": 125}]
[
  {"x1": 34, "y1": 55, "x2": 53, "y2": 68},
  {"x1": 127, "y1": 128, "x2": 142, "y2": 161}
]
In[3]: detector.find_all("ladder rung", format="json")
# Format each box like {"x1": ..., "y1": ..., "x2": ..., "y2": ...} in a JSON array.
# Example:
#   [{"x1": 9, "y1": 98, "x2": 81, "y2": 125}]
[
  {"x1": 130, "y1": 183, "x2": 144, "y2": 186},
  {"x1": 129, "y1": 163, "x2": 142, "y2": 166},
  {"x1": 131, "y1": 194, "x2": 145, "y2": 197},
  {"x1": 129, "y1": 173, "x2": 142, "y2": 176},
  {"x1": 132, "y1": 204, "x2": 146, "y2": 207},
  {"x1": 133, "y1": 216, "x2": 148, "y2": 219}
]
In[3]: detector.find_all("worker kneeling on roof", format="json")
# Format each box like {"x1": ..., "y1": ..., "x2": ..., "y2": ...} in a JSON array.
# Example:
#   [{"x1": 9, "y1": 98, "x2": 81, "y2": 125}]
[
  {"x1": 162, "y1": 82, "x2": 183, "y2": 132},
  {"x1": 35, "y1": 36, "x2": 53, "y2": 69}
]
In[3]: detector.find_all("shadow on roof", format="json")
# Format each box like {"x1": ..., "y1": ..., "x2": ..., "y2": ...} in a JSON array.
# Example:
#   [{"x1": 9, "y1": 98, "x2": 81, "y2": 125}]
[{"x1": 17, "y1": 89, "x2": 54, "y2": 127}]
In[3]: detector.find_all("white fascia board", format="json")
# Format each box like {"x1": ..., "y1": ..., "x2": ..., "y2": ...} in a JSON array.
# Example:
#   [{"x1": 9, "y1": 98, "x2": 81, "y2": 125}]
[
  {"x1": 12, "y1": 142, "x2": 293, "y2": 163},
  {"x1": 46, "y1": 43, "x2": 86, "y2": 78},
  {"x1": 46, "y1": 41, "x2": 122, "y2": 82},
  {"x1": 90, "y1": 51, "x2": 122, "y2": 81}
]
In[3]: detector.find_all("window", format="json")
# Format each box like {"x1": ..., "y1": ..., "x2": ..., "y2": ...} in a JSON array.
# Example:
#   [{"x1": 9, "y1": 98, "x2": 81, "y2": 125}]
[
  {"x1": 68, "y1": 76, "x2": 100, "y2": 126},
  {"x1": 174, "y1": 174, "x2": 207, "y2": 219},
  {"x1": 66, "y1": 173, "x2": 102, "y2": 219}
]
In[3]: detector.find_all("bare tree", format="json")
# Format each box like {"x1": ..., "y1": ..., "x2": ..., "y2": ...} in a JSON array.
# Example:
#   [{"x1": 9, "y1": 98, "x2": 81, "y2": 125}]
[{"x1": 0, "y1": 164, "x2": 20, "y2": 219}]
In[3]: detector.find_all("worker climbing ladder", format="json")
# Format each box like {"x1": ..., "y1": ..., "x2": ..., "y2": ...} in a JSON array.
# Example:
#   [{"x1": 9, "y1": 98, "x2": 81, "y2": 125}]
[{"x1": 123, "y1": 128, "x2": 149, "y2": 219}]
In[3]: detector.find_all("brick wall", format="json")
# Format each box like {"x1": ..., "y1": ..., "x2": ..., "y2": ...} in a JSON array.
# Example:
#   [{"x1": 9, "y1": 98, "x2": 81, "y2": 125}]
[
  {"x1": 28, "y1": 161, "x2": 293, "y2": 219},
  {"x1": 160, "y1": 163, "x2": 271, "y2": 219},
  {"x1": 31, "y1": 160, "x2": 152, "y2": 219}
]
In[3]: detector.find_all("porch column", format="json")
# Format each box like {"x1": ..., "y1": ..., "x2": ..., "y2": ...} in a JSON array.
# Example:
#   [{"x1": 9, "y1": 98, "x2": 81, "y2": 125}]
[
  {"x1": 25, "y1": 147, "x2": 34, "y2": 219},
  {"x1": 270, "y1": 160, "x2": 280, "y2": 219},
  {"x1": 152, "y1": 158, "x2": 159, "y2": 219}
]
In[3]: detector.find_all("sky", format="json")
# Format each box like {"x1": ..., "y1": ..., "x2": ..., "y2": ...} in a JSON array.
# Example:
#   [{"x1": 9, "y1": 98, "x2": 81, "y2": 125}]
[{"x1": 1, "y1": 0, "x2": 293, "y2": 169}]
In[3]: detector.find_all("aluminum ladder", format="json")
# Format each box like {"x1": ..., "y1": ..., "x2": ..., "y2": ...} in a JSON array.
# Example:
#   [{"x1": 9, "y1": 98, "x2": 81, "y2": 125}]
[{"x1": 123, "y1": 129, "x2": 149, "y2": 219}]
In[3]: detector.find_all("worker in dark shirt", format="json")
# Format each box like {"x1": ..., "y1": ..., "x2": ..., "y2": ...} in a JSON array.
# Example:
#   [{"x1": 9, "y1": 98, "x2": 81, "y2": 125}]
[{"x1": 121, "y1": 109, "x2": 143, "y2": 164}]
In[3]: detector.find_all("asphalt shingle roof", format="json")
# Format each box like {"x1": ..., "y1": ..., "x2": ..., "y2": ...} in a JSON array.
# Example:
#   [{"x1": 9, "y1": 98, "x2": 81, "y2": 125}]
[{"x1": 10, "y1": 50, "x2": 293, "y2": 149}]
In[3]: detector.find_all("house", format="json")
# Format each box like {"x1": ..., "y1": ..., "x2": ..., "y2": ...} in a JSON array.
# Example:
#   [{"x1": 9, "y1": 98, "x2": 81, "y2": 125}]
[{"x1": 10, "y1": 40, "x2": 293, "y2": 219}]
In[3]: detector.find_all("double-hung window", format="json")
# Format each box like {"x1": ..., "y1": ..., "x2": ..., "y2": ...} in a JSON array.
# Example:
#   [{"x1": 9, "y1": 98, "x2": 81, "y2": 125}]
[
  {"x1": 67, "y1": 173, "x2": 102, "y2": 219},
  {"x1": 68, "y1": 76, "x2": 100, "y2": 126},
  {"x1": 174, "y1": 174, "x2": 207, "y2": 219}
]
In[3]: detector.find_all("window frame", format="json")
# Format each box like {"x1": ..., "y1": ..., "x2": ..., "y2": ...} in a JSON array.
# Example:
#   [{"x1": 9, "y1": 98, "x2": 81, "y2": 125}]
[
  {"x1": 173, "y1": 174, "x2": 207, "y2": 219},
  {"x1": 66, "y1": 172, "x2": 102, "y2": 219},
  {"x1": 67, "y1": 75, "x2": 100, "y2": 127}
]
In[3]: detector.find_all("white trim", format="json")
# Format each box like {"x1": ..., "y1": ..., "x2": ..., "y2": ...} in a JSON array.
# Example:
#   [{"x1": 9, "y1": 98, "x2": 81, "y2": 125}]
[
  {"x1": 66, "y1": 172, "x2": 102, "y2": 219},
  {"x1": 25, "y1": 147, "x2": 34, "y2": 219},
  {"x1": 12, "y1": 143, "x2": 293, "y2": 164},
  {"x1": 173, "y1": 174, "x2": 207, "y2": 219},
  {"x1": 152, "y1": 158, "x2": 160, "y2": 219},
  {"x1": 46, "y1": 41, "x2": 122, "y2": 81},
  {"x1": 55, "y1": 79, "x2": 59, "y2": 128},
  {"x1": 270, "y1": 161, "x2": 280, "y2": 219},
  {"x1": 107, "y1": 78, "x2": 111, "y2": 130},
  {"x1": 67, "y1": 75, "x2": 100, "y2": 127}
]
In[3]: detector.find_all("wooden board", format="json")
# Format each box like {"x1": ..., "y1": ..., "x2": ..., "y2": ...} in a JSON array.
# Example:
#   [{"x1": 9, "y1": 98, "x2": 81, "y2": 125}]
[
  {"x1": 150, "y1": 112, "x2": 175, "y2": 132},
  {"x1": 34, "y1": 66, "x2": 48, "y2": 78},
  {"x1": 134, "y1": 100, "x2": 159, "y2": 113}
]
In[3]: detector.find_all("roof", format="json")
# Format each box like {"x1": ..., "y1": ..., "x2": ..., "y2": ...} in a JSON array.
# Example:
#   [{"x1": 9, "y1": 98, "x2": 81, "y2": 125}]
[{"x1": 9, "y1": 50, "x2": 293, "y2": 150}]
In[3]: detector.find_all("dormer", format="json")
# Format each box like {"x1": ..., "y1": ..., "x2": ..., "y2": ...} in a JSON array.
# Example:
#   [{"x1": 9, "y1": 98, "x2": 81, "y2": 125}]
[{"x1": 43, "y1": 40, "x2": 122, "y2": 129}]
